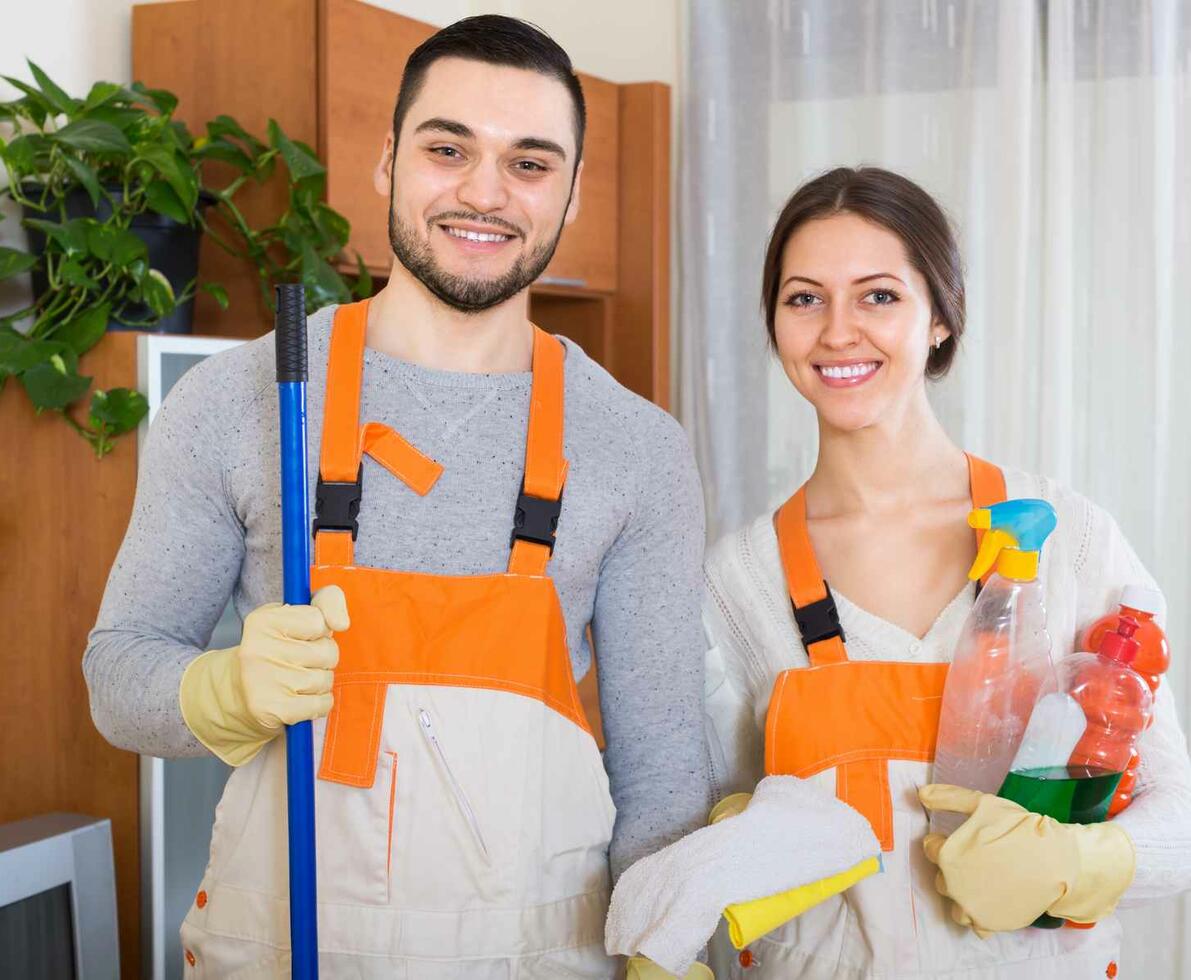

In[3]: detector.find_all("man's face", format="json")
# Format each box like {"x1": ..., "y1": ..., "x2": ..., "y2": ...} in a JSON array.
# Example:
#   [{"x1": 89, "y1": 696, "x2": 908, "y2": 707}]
[{"x1": 374, "y1": 57, "x2": 583, "y2": 313}]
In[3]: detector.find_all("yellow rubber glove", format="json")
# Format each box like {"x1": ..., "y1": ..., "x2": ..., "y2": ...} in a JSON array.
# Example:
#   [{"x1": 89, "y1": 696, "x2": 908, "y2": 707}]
[
  {"x1": 919, "y1": 783, "x2": 1136, "y2": 936},
  {"x1": 626, "y1": 956, "x2": 713, "y2": 979},
  {"x1": 707, "y1": 790, "x2": 880, "y2": 949},
  {"x1": 179, "y1": 586, "x2": 349, "y2": 766}
]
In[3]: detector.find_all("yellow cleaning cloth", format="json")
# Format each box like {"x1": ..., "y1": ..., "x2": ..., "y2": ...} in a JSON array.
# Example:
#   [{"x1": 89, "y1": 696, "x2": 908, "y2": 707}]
[{"x1": 723, "y1": 855, "x2": 882, "y2": 949}]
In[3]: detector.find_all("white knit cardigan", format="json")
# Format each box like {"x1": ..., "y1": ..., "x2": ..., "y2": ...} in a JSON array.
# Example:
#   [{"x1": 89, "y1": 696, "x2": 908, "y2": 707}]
[{"x1": 702, "y1": 467, "x2": 1191, "y2": 904}]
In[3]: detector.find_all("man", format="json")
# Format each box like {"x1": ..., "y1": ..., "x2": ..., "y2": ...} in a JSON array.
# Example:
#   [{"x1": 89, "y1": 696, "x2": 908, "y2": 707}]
[{"x1": 84, "y1": 15, "x2": 710, "y2": 978}]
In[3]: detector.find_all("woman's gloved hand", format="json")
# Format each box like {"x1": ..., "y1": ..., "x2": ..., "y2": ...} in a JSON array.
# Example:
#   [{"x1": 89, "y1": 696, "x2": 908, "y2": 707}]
[
  {"x1": 605, "y1": 775, "x2": 879, "y2": 976},
  {"x1": 626, "y1": 955, "x2": 714, "y2": 979},
  {"x1": 919, "y1": 783, "x2": 1136, "y2": 936},
  {"x1": 179, "y1": 585, "x2": 349, "y2": 766}
]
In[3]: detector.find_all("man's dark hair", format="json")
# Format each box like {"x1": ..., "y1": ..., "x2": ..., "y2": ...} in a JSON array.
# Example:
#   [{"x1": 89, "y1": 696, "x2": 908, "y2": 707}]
[{"x1": 391, "y1": 15, "x2": 587, "y2": 164}]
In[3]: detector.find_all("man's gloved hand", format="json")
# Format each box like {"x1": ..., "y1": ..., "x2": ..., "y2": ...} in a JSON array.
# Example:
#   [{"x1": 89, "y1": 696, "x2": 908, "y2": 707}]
[
  {"x1": 179, "y1": 585, "x2": 349, "y2": 766},
  {"x1": 626, "y1": 956, "x2": 713, "y2": 979},
  {"x1": 919, "y1": 783, "x2": 1136, "y2": 936}
]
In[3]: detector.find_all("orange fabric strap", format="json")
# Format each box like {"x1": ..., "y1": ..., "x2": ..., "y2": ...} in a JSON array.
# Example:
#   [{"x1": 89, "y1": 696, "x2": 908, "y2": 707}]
[
  {"x1": 774, "y1": 488, "x2": 847, "y2": 667},
  {"x1": 768, "y1": 452, "x2": 1006, "y2": 850},
  {"x1": 319, "y1": 300, "x2": 369, "y2": 483},
  {"x1": 360, "y1": 422, "x2": 443, "y2": 496},
  {"x1": 313, "y1": 301, "x2": 444, "y2": 568},
  {"x1": 508, "y1": 328, "x2": 568, "y2": 577}
]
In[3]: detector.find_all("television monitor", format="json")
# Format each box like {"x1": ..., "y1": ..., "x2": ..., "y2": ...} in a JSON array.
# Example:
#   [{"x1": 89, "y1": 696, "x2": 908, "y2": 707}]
[{"x1": 0, "y1": 813, "x2": 119, "y2": 979}]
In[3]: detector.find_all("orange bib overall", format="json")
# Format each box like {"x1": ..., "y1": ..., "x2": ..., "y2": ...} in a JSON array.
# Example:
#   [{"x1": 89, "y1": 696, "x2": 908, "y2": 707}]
[
  {"x1": 765, "y1": 454, "x2": 1006, "y2": 850},
  {"x1": 181, "y1": 301, "x2": 616, "y2": 978}
]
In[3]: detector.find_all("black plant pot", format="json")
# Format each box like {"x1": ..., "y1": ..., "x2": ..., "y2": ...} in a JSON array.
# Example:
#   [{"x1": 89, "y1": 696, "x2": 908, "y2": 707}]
[{"x1": 21, "y1": 184, "x2": 216, "y2": 334}]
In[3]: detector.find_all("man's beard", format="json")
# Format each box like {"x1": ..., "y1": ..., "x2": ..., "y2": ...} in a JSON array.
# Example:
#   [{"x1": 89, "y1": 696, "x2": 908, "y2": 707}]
[{"x1": 388, "y1": 203, "x2": 564, "y2": 314}]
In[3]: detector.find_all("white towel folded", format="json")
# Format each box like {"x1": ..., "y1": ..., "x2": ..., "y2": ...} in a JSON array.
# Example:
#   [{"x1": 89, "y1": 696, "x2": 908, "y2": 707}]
[{"x1": 605, "y1": 775, "x2": 880, "y2": 976}]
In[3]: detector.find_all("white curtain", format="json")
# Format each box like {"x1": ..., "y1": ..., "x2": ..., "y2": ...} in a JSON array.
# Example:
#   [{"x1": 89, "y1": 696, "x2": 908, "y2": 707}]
[{"x1": 678, "y1": 1, "x2": 1191, "y2": 974}]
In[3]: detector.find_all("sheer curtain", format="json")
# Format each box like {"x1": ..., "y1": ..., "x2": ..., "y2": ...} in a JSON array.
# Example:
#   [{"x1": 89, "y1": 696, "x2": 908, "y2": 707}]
[{"x1": 678, "y1": 1, "x2": 1191, "y2": 974}]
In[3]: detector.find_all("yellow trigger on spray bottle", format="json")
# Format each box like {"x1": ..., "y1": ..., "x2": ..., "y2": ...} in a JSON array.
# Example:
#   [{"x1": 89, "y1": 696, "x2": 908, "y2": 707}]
[{"x1": 930, "y1": 499, "x2": 1060, "y2": 837}]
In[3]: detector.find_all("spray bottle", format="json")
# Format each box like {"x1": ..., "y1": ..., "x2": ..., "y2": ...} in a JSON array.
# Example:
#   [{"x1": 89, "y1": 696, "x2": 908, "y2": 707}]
[
  {"x1": 931, "y1": 499, "x2": 1060, "y2": 836},
  {"x1": 1081, "y1": 586, "x2": 1169, "y2": 816}
]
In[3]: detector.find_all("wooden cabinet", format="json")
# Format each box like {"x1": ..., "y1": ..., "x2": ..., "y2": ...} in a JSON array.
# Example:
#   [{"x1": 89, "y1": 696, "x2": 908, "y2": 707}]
[
  {"x1": 132, "y1": 0, "x2": 665, "y2": 402},
  {"x1": 0, "y1": 336, "x2": 143, "y2": 979}
]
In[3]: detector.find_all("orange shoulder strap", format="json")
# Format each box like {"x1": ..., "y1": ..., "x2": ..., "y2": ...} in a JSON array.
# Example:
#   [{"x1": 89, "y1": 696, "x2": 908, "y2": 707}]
[
  {"x1": 508, "y1": 328, "x2": 568, "y2": 576},
  {"x1": 313, "y1": 300, "x2": 369, "y2": 567},
  {"x1": 774, "y1": 489, "x2": 847, "y2": 666},
  {"x1": 775, "y1": 453, "x2": 1008, "y2": 665}
]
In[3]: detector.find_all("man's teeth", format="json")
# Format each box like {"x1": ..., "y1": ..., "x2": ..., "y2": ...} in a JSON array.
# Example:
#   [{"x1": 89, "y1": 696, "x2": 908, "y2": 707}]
[
  {"x1": 820, "y1": 362, "x2": 878, "y2": 379},
  {"x1": 444, "y1": 226, "x2": 513, "y2": 243}
]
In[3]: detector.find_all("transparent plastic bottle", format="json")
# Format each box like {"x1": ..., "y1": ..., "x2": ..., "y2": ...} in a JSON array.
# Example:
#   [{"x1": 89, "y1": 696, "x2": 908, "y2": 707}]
[
  {"x1": 932, "y1": 573, "x2": 1057, "y2": 835},
  {"x1": 931, "y1": 499, "x2": 1059, "y2": 837}
]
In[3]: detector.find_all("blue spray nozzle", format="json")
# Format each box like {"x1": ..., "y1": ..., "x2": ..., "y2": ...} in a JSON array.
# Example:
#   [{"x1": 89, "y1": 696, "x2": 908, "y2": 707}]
[{"x1": 968, "y1": 498, "x2": 1057, "y2": 581}]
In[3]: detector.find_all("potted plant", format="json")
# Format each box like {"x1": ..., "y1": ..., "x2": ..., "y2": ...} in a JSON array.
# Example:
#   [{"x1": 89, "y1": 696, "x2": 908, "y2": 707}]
[{"x1": 0, "y1": 61, "x2": 370, "y2": 456}]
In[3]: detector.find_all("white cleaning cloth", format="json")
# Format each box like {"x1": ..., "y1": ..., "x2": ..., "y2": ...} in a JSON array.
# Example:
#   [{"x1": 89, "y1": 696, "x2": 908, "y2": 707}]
[{"x1": 605, "y1": 775, "x2": 880, "y2": 976}]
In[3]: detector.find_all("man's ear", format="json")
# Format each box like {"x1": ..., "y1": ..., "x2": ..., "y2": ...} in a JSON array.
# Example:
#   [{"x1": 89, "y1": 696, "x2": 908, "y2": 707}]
[
  {"x1": 563, "y1": 160, "x2": 583, "y2": 227},
  {"x1": 373, "y1": 131, "x2": 395, "y2": 197}
]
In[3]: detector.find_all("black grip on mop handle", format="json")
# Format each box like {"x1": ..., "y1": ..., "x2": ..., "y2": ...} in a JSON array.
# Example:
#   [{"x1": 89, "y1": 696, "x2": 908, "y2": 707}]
[{"x1": 274, "y1": 283, "x2": 307, "y2": 383}]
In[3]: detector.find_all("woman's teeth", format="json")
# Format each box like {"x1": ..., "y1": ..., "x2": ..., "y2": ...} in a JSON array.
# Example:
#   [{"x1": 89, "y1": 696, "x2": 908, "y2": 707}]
[
  {"x1": 818, "y1": 362, "x2": 878, "y2": 379},
  {"x1": 444, "y1": 226, "x2": 513, "y2": 243}
]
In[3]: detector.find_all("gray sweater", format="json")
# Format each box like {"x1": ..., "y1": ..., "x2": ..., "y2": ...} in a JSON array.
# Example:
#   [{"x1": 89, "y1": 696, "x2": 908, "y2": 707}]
[{"x1": 83, "y1": 303, "x2": 712, "y2": 877}]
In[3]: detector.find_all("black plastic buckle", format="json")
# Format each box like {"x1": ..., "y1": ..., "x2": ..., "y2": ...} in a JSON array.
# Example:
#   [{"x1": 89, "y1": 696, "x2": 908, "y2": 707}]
[
  {"x1": 792, "y1": 583, "x2": 846, "y2": 648},
  {"x1": 313, "y1": 466, "x2": 363, "y2": 540},
  {"x1": 511, "y1": 488, "x2": 563, "y2": 554}
]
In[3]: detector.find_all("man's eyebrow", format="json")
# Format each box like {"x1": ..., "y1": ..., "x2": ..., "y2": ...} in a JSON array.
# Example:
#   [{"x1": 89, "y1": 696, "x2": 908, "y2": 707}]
[
  {"x1": 414, "y1": 117, "x2": 474, "y2": 139},
  {"x1": 513, "y1": 137, "x2": 567, "y2": 160},
  {"x1": 412, "y1": 119, "x2": 568, "y2": 161}
]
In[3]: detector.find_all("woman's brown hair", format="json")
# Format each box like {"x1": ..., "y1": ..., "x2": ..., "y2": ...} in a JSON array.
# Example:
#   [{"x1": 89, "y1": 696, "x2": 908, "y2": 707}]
[{"x1": 761, "y1": 167, "x2": 965, "y2": 379}]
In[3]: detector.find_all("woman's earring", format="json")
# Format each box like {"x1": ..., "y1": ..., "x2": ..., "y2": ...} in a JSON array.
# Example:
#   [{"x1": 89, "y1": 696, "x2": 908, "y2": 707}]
[{"x1": 933, "y1": 336, "x2": 943, "y2": 350}]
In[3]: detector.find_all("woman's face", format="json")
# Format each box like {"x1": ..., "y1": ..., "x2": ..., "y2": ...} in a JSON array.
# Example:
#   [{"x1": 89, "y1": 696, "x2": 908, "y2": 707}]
[{"x1": 773, "y1": 211, "x2": 947, "y2": 433}]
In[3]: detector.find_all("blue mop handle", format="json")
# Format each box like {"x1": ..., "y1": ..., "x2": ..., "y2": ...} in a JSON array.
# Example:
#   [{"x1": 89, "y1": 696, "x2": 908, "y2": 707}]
[{"x1": 275, "y1": 284, "x2": 319, "y2": 979}]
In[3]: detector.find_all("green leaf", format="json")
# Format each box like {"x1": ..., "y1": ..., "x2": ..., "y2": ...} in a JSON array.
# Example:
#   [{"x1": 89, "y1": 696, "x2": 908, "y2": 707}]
[
  {"x1": 90, "y1": 387, "x2": 148, "y2": 435},
  {"x1": 300, "y1": 242, "x2": 350, "y2": 310},
  {"x1": 200, "y1": 282, "x2": 229, "y2": 310},
  {"x1": 206, "y1": 114, "x2": 263, "y2": 152},
  {"x1": 193, "y1": 137, "x2": 255, "y2": 173},
  {"x1": 268, "y1": 119, "x2": 325, "y2": 183},
  {"x1": 130, "y1": 82, "x2": 178, "y2": 118},
  {"x1": 81, "y1": 81, "x2": 125, "y2": 112},
  {"x1": 141, "y1": 268, "x2": 176, "y2": 317},
  {"x1": 59, "y1": 258, "x2": 100, "y2": 290},
  {"x1": 351, "y1": 252, "x2": 372, "y2": 299},
  {"x1": 2, "y1": 75, "x2": 52, "y2": 115},
  {"x1": 3, "y1": 133, "x2": 51, "y2": 173},
  {"x1": 0, "y1": 246, "x2": 38, "y2": 281},
  {"x1": 21, "y1": 358, "x2": 92, "y2": 409},
  {"x1": 323, "y1": 210, "x2": 351, "y2": 250},
  {"x1": 52, "y1": 118, "x2": 131, "y2": 153},
  {"x1": 144, "y1": 181, "x2": 190, "y2": 224},
  {"x1": 63, "y1": 156, "x2": 101, "y2": 207},
  {"x1": 86, "y1": 224, "x2": 146, "y2": 267},
  {"x1": 0, "y1": 333, "x2": 58, "y2": 373},
  {"x1": 24, "y1": 218, "x2": 91, "y2": 256},
  {"x1": 84, "y1": 105, "x2": 146, "y2": 134},
  {"x1": 53, "y1": 304, "x2": 110, "y2": 356},
  {"x1": 27, "y1": 61, "x2": 78, "y2": 116},
  {"x1": 137, "y1": 144, "x2": 198, "y2": 212}
]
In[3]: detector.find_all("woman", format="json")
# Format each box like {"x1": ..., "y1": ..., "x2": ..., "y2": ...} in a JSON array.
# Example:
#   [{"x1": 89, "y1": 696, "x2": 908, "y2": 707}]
[{"x1": 702, "y1": 167, "x2": 1191, "y2": 978}]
